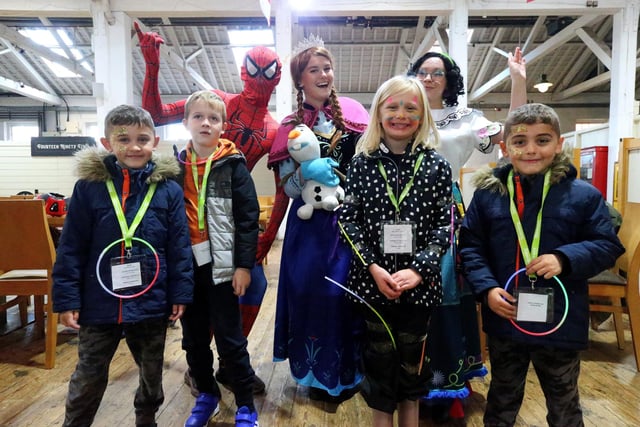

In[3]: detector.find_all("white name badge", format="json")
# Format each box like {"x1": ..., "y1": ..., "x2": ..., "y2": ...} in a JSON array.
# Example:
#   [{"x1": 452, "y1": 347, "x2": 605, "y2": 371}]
[
  {"x1": 110, "y1": 256, "x2": 143, "y2": 290},
  {"x1": 192, "y1": 240, "x2": 212, "y2": 266},
  {"x1": 515, "y1": 287, "x2": 554, "y2": 323},
  {"x1": 382, "y1": 222, "x2": 415, "y2": 254}
]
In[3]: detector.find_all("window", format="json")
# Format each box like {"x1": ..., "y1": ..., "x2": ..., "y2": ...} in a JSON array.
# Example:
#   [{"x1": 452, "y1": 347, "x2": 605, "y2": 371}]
[
  {"x1": 227, "y1": 29, "x2": 275, "y2": 73},
  {"x1": 162, "y1": 123, "x2": 191, "y2": 141},
  {"x1": 9, "y1": 122, "x2": 39, "y2": 142},
  {"x1": 85, "y1": 123, "x2": 99, "y2": 141}
]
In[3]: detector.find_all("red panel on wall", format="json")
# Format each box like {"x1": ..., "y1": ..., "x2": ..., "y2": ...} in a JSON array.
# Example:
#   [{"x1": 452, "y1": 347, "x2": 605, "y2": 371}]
[{"x1": 580, "y1": 146, "x2": 608, "y2": 198}]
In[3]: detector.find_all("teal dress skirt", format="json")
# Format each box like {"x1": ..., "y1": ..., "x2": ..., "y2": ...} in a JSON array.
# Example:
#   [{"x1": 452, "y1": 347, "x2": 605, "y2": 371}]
[{"x1": 422, "y1": 184, "x2": 487, "y2": 409}]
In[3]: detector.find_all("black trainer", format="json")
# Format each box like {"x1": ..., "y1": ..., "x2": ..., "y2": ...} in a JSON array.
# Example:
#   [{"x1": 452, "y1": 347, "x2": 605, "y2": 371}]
[{"x1": 215, "y1": 368, "x2": 266, "y2": 395}]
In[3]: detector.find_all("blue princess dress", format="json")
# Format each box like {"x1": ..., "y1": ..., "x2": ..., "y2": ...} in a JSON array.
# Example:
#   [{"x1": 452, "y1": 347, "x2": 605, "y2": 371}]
[
  {"x1": 273, "y1": 198, "x2": 364, "y2": 397},
  {"x1": 270, "y1": 98, "x2": 369, "y2": 400}
]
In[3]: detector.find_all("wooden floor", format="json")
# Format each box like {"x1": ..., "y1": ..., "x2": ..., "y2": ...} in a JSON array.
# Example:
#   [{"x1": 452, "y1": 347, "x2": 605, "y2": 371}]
[{"x1": 1, "y1": 239, "x2": 640, "y2": 426}]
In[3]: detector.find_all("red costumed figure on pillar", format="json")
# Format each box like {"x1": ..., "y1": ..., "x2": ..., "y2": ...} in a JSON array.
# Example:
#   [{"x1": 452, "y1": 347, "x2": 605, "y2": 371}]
[{"x1": 135, "y1": 23, "x2": 286, "y2": 338}]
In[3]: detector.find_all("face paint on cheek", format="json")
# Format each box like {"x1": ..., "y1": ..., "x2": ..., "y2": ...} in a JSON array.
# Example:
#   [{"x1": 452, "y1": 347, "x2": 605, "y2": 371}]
[
  {"x1": 118, "y1": 146, "x2": 127, "y2": 153},
  {"x1": 509, "y1": 147, "x2": 523, "y2": 157}
]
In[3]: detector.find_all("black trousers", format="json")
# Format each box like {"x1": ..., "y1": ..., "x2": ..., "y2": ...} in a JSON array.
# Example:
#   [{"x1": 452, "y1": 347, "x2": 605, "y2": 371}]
[{"x1": 180, "y1": 263, "x2": 255, "y2": 410}]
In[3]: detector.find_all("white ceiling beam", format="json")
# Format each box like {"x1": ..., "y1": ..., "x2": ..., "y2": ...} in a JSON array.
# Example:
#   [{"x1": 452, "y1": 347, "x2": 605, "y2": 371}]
[
  {"x1": 522, "y1": 16, "x2": 546, "y2": 54},
  {"x1": 0, "y1": 90, "x2": 612, "y2": 109},
  {"x1": 469, "y1": 14, "x2": 600, "y2": 101},
  {"x1": 38, "y1": 16, "x2": 76, "y2": 65},
  {"x1": 406, "y1": 15, "x2": 426, "y2": 61},
  {"x1": 0, "y1": 37, "x2": 57, "y2": 95},
  {"x1": 0, "y1": 75, "x2": 63, "y2": 104},
  {"x1": 470, "y1": 27, "x2": 505, "y2": 93},
  {"x1": 556, "y1": 57, "x2": 640, "y2": 100},
  {"x1": 161, "y1": 17, "x2": 185, "y2": 60},
  {"x1": 392, "y1": 28, "x2": 412, "y2": 76},
  {"x1": 189, "y1": 26, "x2": 219, "y2": 88},
  {"x1": 0, "y1": 23, "x2": 93, "y2": 79},
  {"x1": 133, "y1": 20, "x2": 212, "y2": 90},
  {"x1": 473, "y1": 91, "x2": 611, "y2": 106},
  {"x1": 1, "y1": 0, "x2": 626, "y2": 17},
  {"x1": 556, "y1": 71, "x2": 612, "y2": 99},
  {"x1": 410, "y1": 18, "x2": 438, "y2": 64},
  {"x1": 576, "y1": 27, "x2": 612, "y2": 70},
  {"x1": 557, "y1": 16, "x2": 611, "y2": 89},
  {"x1": 185, "y1": 48, "x2": 203, "y2": 63}
]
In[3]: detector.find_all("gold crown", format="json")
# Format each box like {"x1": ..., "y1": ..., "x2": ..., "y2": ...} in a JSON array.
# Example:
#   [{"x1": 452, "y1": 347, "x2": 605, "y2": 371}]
[{"x1": 292, "y1": 34, "x2": 325, "y2": 57}]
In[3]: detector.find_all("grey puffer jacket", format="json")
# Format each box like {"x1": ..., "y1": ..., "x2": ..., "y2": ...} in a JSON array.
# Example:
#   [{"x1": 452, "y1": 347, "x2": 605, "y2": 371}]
[{"x1": 175, "y1": 145, "x2": 259, "y2": 284}]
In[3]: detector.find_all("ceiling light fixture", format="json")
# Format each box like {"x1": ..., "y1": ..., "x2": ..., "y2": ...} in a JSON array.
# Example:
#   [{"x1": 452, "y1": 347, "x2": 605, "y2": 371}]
[{"x1": 534, "y1": 74, "x2": 553, "y2": 93}]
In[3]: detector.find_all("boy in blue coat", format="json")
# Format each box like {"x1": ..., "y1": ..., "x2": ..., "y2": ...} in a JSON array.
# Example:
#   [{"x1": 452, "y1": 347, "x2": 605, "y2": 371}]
[
  {"x1": 459, "y1": 103, "x2": 624, "y2": 427},
  {"x1": 52, "y1": 105, "x2": 194, "y2": 427}
]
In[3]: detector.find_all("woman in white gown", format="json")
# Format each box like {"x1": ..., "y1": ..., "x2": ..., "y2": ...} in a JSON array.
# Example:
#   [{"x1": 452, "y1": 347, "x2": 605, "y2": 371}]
[{"x1": 409, "y1": 48, "x2": 527, "y2": 422}]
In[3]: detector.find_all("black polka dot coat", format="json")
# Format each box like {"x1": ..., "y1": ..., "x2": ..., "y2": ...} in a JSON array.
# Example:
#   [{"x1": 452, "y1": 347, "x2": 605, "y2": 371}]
[{"x1": 339, "y1": 141, "x2": 452, "y2": 307}]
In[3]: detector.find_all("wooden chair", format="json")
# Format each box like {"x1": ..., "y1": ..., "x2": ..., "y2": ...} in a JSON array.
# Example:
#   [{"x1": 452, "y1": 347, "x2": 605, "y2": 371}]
[
  {"x1": 258, "y1": 195, "x2": 274, "y2": 231},
  {"x1": 0, "y1": 199, "x2": 59, "y2": 369},
  {"x1": 588, "y1": 201, "x2": 640, "y2": 371},
  {"x1": 258, "y1": 195, "x2": 274, "y2": 264}
]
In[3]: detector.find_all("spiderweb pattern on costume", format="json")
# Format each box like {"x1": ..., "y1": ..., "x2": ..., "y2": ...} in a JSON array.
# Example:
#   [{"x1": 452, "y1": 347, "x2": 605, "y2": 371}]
[{"x1": 136, "y1": 24, "x2": 286, "y2": 263}]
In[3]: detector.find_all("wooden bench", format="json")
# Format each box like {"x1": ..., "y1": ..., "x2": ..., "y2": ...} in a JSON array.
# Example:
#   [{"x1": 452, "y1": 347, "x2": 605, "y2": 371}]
[{"x1": 588, "y1": 201, "x2": 640, "y2": 371}]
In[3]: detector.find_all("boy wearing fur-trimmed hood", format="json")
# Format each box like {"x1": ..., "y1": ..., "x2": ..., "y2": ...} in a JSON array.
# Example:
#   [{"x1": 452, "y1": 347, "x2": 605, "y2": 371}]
[
  {"x1": 459, "y1": 103, "x2": 624, "y2": 427},
  {"x1": 53, "y1": 104, "x2": 194, "y2": 426}
]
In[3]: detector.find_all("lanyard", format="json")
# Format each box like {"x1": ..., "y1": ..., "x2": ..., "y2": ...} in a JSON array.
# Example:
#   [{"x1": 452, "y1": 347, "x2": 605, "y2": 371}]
[
  {"x1": 377, "y1": 152, "x2": 424, "y2": 213},
  {"x1": 106, "y1": 179, "x2": 157, "y2": 252},
  {"x1": 191, "y1": 149, "x2": 216, "y2": 232},
  {"x1": 506, "y1": 169, "x2": 551, "y2": 267}
]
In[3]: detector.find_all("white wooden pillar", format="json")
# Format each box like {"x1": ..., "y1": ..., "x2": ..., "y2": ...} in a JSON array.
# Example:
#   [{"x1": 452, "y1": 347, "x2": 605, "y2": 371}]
[
  {"x1": 449, "y1": 0, "x2": 469, "y2": 108},
  {"x1": 274, "y1": 0, "x2": 293, "y2": 122},
  {"x1": 91, "y1": 5, "x2": 133, "y2": 137},
  {"x1": 607, "y1": 1, "x2": 639, "y2": 202}
]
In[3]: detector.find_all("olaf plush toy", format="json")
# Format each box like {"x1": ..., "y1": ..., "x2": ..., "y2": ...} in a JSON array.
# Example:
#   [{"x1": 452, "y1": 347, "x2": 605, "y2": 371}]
[{"x1": 287, "y1": 123, "x2": 345, "y2": 220}]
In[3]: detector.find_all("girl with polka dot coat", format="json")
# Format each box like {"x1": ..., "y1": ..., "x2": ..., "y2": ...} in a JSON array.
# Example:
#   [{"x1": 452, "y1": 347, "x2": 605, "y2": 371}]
[
  {"x1": 340, "y1": 142, "x2": 451, "y2": 306},
  {"x1": 339, "y1": 75, "x2": 452, "y2": 425}
]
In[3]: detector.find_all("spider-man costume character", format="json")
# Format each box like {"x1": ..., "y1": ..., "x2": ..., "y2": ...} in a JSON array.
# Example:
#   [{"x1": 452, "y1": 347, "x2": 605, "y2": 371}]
[{"x1": 135, "y1": 23, "x2": 286, "y2": 336}]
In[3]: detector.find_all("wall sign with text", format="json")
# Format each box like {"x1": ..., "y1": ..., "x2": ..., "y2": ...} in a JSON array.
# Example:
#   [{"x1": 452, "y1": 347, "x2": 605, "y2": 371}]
[{"x1": 31, "y1": 136, "x2": 96, "y2": 156}]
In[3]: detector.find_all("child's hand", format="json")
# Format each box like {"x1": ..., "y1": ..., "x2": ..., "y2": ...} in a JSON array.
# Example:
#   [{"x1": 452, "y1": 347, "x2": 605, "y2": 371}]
[
  {"x1": 60, "y1": 310, "x2": 80, "y2": 330},
  {"x1": 526, "y1": 254, "x2": 563, "y2": 279},
  {"x1": 169, "y1": 304, "x2": 185, "y2": 321},
  {"x1": 487, "y1": 287, "x2": 517, "y2": 320},
  {"x1": 232, "y1": 268, "x2": 252, "y2": 297},
  {"x1": 390, "y1": 268, "x2": 422, "y2": 292},
  {"x1": 369, "y1": 263, "x2": 402, "y2": 300}
]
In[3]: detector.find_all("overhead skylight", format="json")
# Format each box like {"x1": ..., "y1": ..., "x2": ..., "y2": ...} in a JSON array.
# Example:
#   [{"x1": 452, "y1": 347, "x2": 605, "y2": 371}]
[
  {"x1": 228, "y1": 29, "x2": 275, "y2": 73},
  {"x1": 19, "y1": 28, "x2": 93, "y2": 78}
]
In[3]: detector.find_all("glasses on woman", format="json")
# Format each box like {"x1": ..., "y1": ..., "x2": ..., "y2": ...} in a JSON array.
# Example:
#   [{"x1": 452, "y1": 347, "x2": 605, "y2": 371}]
[{"x1": 416, "y1": 69, "x2": 446, "y2": 80}]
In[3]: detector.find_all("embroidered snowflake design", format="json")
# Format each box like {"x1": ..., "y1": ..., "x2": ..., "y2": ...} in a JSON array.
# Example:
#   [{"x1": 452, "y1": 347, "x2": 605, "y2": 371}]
[{"x1": 431, "y1": 369, "x2": 445, "y2": 386}]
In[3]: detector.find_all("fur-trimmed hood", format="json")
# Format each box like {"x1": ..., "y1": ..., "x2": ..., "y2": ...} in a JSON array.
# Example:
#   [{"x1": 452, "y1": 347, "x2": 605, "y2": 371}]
[
  {"x1": 74, "y1": 146, "x2": 180, "y2": 183},
  {"x1": 471, "y1": 149, "x2": 575, "y2": 196}
]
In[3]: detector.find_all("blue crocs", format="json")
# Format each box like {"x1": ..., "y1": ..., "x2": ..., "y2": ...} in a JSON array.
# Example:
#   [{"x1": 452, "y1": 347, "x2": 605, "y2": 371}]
[
  {"x1": 235, "y1": 406, "x2": 259, "y2": 427},
  {"x1": 184, "y1": 393, "x2": 220, "y2": 427}
]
